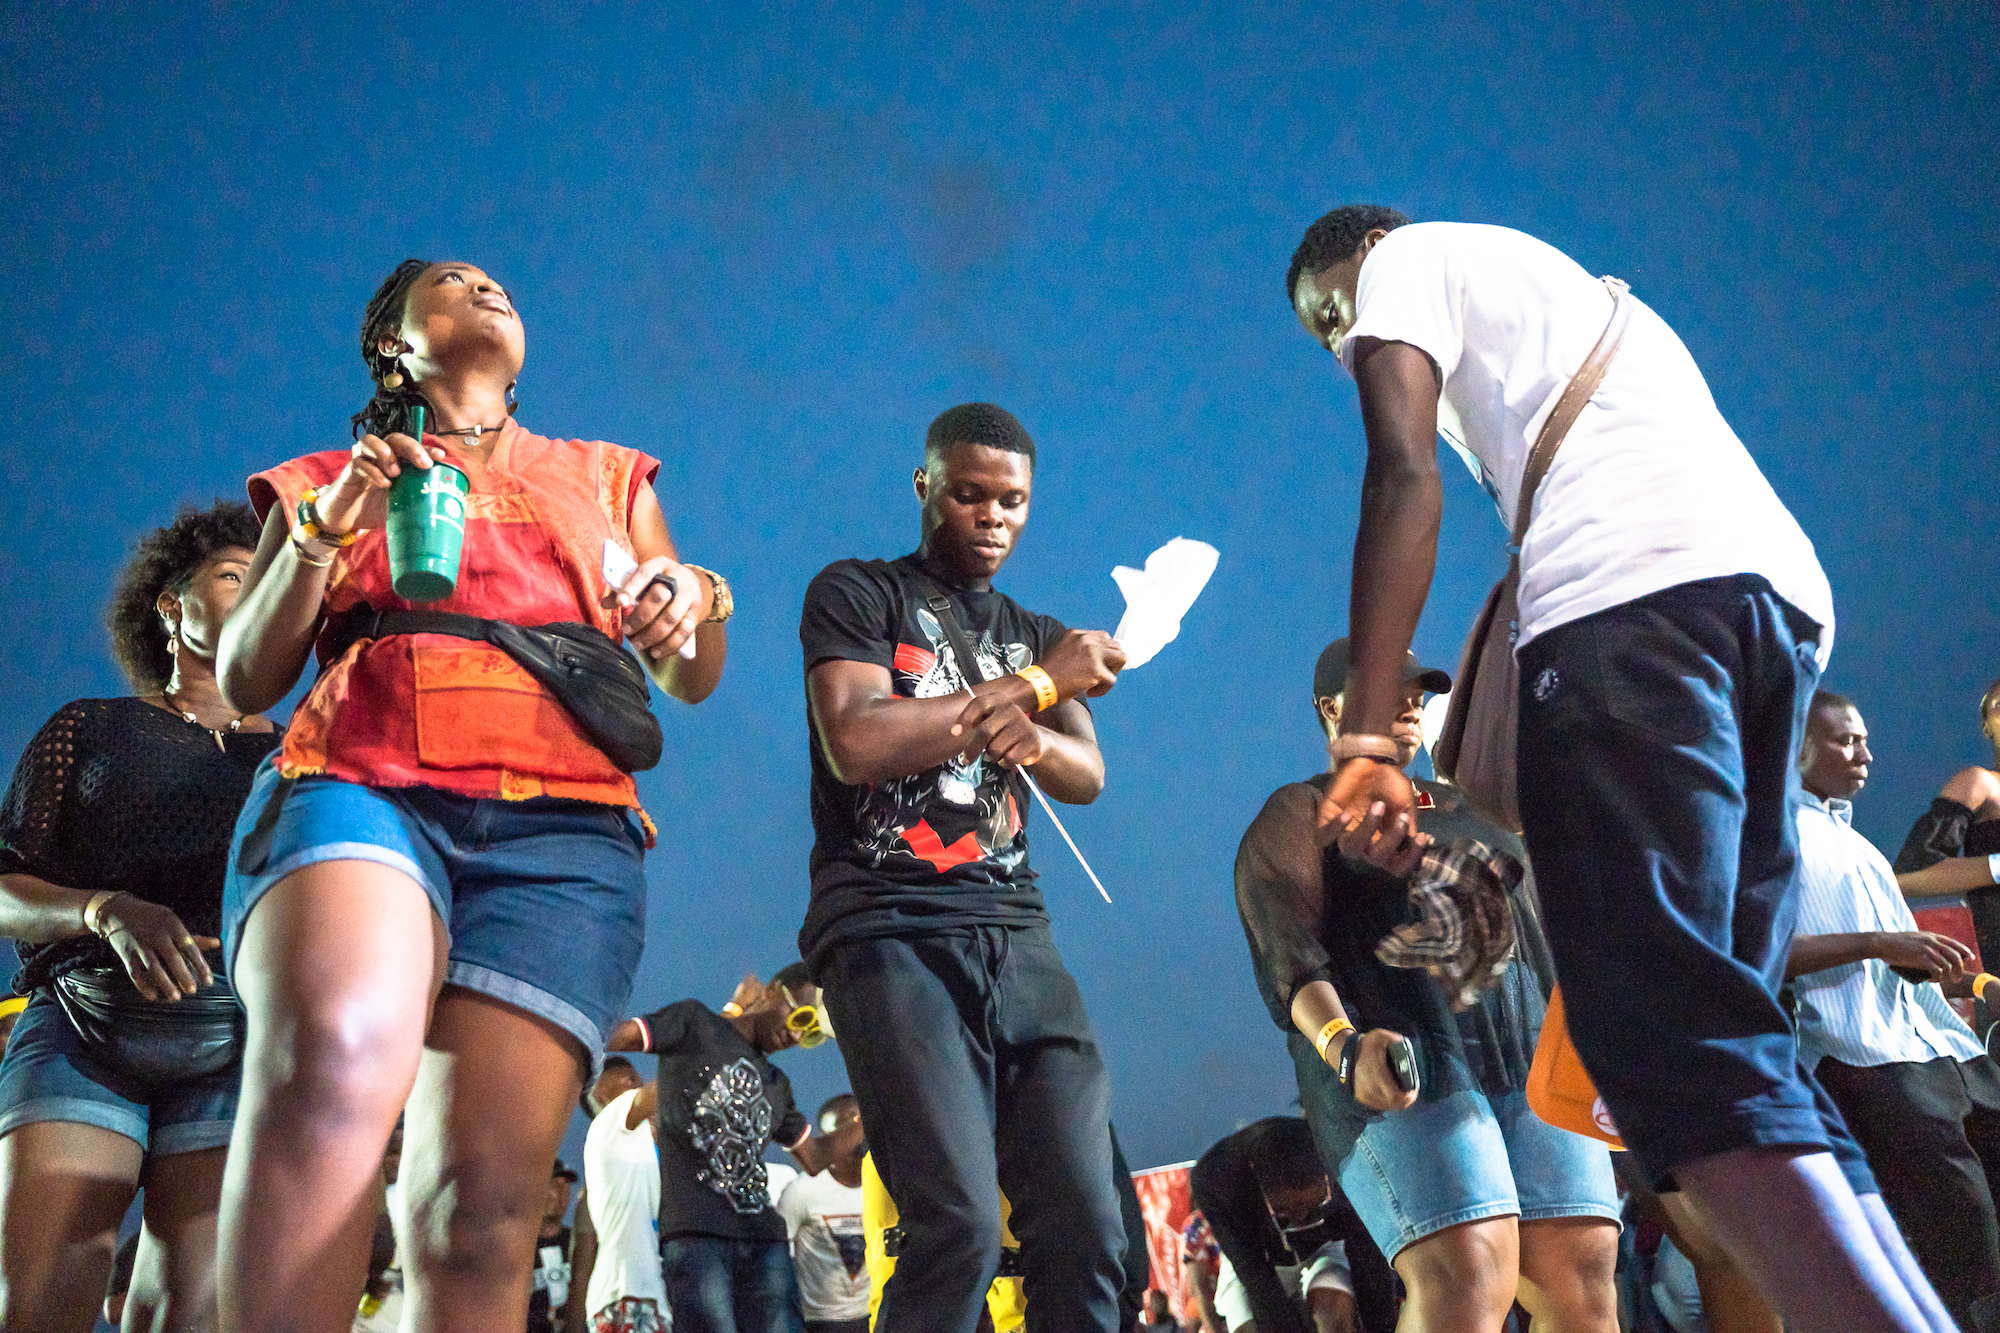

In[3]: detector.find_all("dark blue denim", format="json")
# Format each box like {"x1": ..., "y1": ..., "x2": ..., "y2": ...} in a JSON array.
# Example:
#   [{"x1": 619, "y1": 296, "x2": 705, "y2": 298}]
[
  {"x1": 819, "y1": 925, "x2": 1127, "y2": 1333},
  {"x1": 660, "y1": 1236, "x2": 804, "y2": 1333},
  {"x1": 1515, "y1": 574, "x2": 1872, "y2": 1193}
]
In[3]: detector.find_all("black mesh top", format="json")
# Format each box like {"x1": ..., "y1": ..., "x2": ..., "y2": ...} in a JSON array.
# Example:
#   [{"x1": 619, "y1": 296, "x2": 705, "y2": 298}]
[{"x1": 0, "y1": 697, "x2": 282, "y2": 990}]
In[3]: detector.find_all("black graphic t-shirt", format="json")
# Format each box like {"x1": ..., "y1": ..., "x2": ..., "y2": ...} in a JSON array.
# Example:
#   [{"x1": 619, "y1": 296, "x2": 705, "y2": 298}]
[
  {"x1": 526, "y1": 1225, "x2": 571, "y2": 1333},
  {"x1": 798, "y1": 554, "x2": 1071, "y2": 965},
  {"x1": 640, "y1": 999, "x2": 809, "y2": 1244}
]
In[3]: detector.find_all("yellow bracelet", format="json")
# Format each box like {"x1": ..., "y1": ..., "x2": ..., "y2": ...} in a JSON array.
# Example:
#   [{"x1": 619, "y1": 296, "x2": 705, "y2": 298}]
[
  {"x1": 721, "y1": 1001, "x2": 744, "y2": 1017},
  {"x1": 1017, "y1": 665, "x2": 1059, "y2": 712},
  {"x1": 1976, "y1": 974, "x2": 1997, "y2": 1003},
  {"x1": 1313, "y1": 1017, "x2": 1356, "y2": 1065}
]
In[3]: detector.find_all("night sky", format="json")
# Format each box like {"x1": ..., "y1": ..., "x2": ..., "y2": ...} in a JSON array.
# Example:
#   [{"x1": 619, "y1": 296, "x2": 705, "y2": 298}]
[{"x1": 4, "y1": 3, "x2": 1996, "y2": 1176}]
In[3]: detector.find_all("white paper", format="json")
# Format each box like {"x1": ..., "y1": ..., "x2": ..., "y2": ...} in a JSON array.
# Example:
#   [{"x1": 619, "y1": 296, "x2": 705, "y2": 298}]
[
  {"x1": 1111, "y1": 537, "x2": 1218, "y2": 669},
  {"x1": 602, "y1": 539, "x2": 697, "y2": 660}
]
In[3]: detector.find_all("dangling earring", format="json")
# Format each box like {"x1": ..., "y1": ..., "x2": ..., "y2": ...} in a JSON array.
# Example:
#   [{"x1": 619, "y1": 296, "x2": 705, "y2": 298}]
[
  {"x1": 505, "y1": 381, "x2": 519, "y2": 416},
  {"x1": 380, "y1": 345, "x2": 405, "y2": 390},
  {"x1": 165, "y1": 621, "x2": 181, "y2": 658}
]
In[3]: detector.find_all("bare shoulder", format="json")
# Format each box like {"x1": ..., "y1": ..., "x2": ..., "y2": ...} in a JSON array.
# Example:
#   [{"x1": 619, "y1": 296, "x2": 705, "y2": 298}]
[{"x1": 1940, "y1": 766, "x2": 2000, "y2": 813}]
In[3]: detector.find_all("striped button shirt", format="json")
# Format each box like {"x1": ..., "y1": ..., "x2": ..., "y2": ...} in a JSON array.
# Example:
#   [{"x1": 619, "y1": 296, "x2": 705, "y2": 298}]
[{"x1": 1792, "y1": 794, "x2": 1984, "y2": 1070}]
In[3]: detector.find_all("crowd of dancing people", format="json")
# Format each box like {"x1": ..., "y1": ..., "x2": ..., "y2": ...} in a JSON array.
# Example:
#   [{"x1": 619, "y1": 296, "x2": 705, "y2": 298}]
[{"x1": 2, "y1": 206, "x2": 1998, "y2": 1333}]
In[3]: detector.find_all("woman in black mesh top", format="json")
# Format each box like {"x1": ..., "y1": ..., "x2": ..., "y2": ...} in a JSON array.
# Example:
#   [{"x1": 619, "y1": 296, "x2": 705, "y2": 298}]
[
  {"x1": 0, "y1": 501, "x2": 279, "y2": 1333},
  {"x1": 1895, "y1": 676, "x2": 2000, "y2": 958}
]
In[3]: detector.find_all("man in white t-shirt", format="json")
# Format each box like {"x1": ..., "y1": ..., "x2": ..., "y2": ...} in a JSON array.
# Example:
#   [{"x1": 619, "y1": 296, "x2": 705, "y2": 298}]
[
  {"x1": 777, "y1": 1095, "x2": 870, "y2": 1333},
  {"x1": 582, "y1": 1057, "x2": 668, "y2": 1333},
  {"x1": 1286, "y1": 206, "x2": 1948, "y2": 1333}
]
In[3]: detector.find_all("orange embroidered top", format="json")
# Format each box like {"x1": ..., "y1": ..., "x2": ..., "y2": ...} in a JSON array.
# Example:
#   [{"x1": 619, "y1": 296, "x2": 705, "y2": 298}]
[{"x1": 248, "y1": 421, "x2": 660, "y2": 809}]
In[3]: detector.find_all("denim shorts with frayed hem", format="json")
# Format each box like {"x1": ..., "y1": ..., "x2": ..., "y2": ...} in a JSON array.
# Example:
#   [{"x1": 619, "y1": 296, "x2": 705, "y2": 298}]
[
  {"x1": 0, "y1": 990, "x2": 237, "y2": 1155},
  {"x1": 223, "y1": 757, "x2": 647, "y2": 1076}
]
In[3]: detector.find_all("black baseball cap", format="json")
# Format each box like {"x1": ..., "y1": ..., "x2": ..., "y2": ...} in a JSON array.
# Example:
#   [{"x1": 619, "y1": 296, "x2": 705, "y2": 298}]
[
  {"x1": 553, "y1": 1158, "x2": 579, "y2": 1183},
  {"x1": 1313, "y1": 637, "x2": 1451, "y2": 704}
]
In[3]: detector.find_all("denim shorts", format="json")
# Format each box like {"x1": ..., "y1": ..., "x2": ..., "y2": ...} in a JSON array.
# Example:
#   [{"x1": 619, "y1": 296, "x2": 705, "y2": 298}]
[
  {"x1": 1331, "y1": 1086, "x2": 1619, "y2": 1261},
  {"x1": 0, "y1": 990, "x2": 237, "y2": 1154},
  {"x1": 224, "y1": 757, "x2": 647, "y2": 1073}
]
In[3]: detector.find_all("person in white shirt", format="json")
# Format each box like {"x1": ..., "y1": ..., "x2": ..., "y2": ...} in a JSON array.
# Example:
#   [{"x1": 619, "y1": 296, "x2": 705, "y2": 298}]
[
  {"x1": 581, "y1": 1058, "x2": 668, "y2": 1333},
  {"x1": 1788, "y1": 689, "x2": 2000, "y2": 1327},
  {"x1": 777, "y1": 1095, "x2": 870, "y2": 1333},
  {"x1": 1286, "y1": 206, "x2": 1947, "y2": 1333}
]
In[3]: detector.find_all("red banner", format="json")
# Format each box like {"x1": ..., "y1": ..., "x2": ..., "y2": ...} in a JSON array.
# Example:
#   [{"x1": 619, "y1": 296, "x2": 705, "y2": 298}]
[{"x1": 1131, "y1": 1160, "x2": 1197, "y2": 1321}]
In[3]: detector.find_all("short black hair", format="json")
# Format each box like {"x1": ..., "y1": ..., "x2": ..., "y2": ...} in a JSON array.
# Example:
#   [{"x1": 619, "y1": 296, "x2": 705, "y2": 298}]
[
  {"x1": 107, "y1": 500, "x2": 263, "y2": 692},
  {"x1": 582, "y1": 1055, "x2": 638, "y2": 1114},
  {"x1": 771, "y1": 961, "x2": 812, "y2": 992},
  {"x1": 817, "y1": 1092, "x2": 859, "y2": 1125},
  {"x1": 924, "y1": 402, "x2": 1036, "y2": 470},
  {"x1": 1811, "y1": 688, "x2": 1857, "y2": 715},
  {"x1": 1241, "y1": 1116, "x2": 1326, "y2": 1193},
  {"x1": 1285, "y1": 205, "x2": 1414, "y2": 305}
]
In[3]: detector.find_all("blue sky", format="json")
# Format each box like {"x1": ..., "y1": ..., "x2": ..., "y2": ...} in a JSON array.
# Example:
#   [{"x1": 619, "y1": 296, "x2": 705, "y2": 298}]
[{"x1": 3, "y1": 2, "x2": 1995, "y2": 1173}]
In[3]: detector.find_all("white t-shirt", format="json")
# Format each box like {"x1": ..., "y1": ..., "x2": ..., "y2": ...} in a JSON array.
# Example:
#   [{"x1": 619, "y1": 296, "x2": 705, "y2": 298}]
[
  {"x1": 584, "y1": 1089, "x2": 666, "y2": 1318},
  {"x1": 1339, "y1": 221, "x2": 1833, "y2": 660},
  {"x1": 777, "y1": 1169, "x2": 870, "y2": 1321},
  {"x1": 1212, "y1": 1243, "x2": 1352, "y2": 1332}
]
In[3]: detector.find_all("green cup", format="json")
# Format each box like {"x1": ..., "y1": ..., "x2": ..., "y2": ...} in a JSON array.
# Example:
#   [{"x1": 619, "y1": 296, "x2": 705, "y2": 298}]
[{"x1": 386, "y1": 462, "x2": 470, "y2": 603}]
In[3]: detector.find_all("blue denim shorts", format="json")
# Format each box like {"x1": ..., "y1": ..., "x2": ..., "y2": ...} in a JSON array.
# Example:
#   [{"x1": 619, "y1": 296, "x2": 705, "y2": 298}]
[
  {"x1": 224, "y1": 757, "x2": 647, "y2": 1073},
  {"x1": 0, "y1": 990, "x2": 237, "y2": 1154},
  {"x1": 1334, "y1": 1087, "x2": 1621, "y2": 1262}
]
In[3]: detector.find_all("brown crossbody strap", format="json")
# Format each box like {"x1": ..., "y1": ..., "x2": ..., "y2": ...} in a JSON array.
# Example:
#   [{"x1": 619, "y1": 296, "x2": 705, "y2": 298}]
[{"x1": 1509, "y1": 276, "x2": 1633, "y2": 551}]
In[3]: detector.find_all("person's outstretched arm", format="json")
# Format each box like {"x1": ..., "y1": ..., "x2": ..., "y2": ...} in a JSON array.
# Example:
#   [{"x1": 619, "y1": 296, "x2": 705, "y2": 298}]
[{"x1": 1317, "y1": 338, "x2": 1442, "y2": 839}]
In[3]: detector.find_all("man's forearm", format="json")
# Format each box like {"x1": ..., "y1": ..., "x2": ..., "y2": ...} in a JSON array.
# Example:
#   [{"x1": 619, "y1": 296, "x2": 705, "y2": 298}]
[
  {"x1": 1786, "y1": 933, "x2": 1884, "y2": 980},
  {"x1": 1344, "y1": 339, "x2": 1442, "y2": 738},
  {"x1": 816, "y1": 678, "x2": 1037, "y2": 784},
  {"x1": 1024, "y1": 727, "x2": 1105, "y2": 803},
  {"x1": 1898, "y1": 855, "x2": 2000, "y2": 898}
]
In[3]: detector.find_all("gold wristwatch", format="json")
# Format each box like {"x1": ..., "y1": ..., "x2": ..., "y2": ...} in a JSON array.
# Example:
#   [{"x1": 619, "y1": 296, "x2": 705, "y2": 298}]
[{"x1": 684, "y1": 565, "x2": 733, "y2": 623}]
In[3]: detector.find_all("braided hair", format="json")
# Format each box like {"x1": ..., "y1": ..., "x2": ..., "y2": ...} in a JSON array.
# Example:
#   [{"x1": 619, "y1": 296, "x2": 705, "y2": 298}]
[{"x1": 350, "y1": 258, "x2": 433, "y2": 440}]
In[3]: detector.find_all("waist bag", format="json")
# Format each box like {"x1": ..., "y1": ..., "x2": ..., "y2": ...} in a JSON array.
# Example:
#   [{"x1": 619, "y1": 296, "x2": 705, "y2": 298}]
[
  {"x1": 1525, "y1": 985, "x2": 1625, "y2": 1149},
  {"x1": 1431, "y1": 276, "x2": 1633, "y2": 833},
  {"x1": 53, "y1": 965, "x2": 244, "y2": 1088},
  {"x1": 322, "y1": 607, "x2": 663, "y2": 773}
]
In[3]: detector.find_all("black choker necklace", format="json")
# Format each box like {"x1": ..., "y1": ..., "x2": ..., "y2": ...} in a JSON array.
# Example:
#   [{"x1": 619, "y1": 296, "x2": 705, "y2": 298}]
[{"x1": 432, "y1": 421, "x2": 507, "y2": 440}]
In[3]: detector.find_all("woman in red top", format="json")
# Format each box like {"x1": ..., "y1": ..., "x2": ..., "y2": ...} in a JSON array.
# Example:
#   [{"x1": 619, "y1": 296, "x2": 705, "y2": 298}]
[{"x1": 215, "y1": 259, "x2": 730, "y2": 1333}]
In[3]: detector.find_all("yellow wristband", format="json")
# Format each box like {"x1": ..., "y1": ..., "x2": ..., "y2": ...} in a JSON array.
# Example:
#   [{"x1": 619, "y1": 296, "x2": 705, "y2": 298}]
[
  {"x1": 720, "y1": 1001, "x2": 744, "y2": 1017},
  {"x1": 1313, "y1": 1017, "x2": 1355, "y2": 1064},
  {"x1": 1976, "y1": 974, "x2": 1997, "y2": 1003},
  {"x1": 1017, "y1": 665, "x2": 1059, "y2": 712}
]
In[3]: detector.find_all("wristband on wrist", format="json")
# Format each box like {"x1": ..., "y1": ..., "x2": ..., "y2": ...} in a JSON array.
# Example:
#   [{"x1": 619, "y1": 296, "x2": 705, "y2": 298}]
[
  {"x1": 1017, "y1": 665, "x2": 1059, "y2": 712},
  {"x1": 1327, "y1": 734, "x2": 1402, "y2": 764},
  {"x1": 289, "y1": 530, "x2": 336, "y2": 568},
  {"x1": 1313, "y1": 1016, "x2": 1355, "y2": 1065},
  {"x1": 82, "y1": 890, "x2": 123, "y2": 938},
  {"x1": 297, "y1": 488, "x2": 361, "y2": 546},
  {"x1": 1335, "y1": 1028, "x2": 1364, "y2": 1092},
  {"x1": 1977, "y1": 974, "x2": 1998, "y2": 1003},
  {"x1": 682, "y1": 565, "x2": 734, "y2": 623},
  {"x1": 720, "y1": 1001, "x2": 744, "y2": 1017}
]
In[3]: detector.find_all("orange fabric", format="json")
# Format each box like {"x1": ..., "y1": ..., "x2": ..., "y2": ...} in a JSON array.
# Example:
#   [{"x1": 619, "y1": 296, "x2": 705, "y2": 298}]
[
  {"x1": 247, "y1": 421, "x2": 660, "y2": 807},
  {"x1": 1525, "y1": 986, "x2": 1626, "y2": 1149}
]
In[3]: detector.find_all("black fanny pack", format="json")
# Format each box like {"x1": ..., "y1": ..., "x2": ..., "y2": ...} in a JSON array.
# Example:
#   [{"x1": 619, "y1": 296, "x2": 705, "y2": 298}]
[
  {"x1": 52, "y1": 966, "x2": 244, "y2": 1087},
  {"x1": 322, "y1": 607, "x2": 663, "y2": 773}
]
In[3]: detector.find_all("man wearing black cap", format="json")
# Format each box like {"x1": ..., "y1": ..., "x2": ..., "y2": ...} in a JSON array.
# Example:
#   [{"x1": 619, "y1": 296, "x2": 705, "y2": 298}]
[
  {"x1": 528, "y1": 1158, "x2": 580, "y2": 1333},
  {"x1": 1233, "y1": 638, "x2": 1621, "y2": 1333}
]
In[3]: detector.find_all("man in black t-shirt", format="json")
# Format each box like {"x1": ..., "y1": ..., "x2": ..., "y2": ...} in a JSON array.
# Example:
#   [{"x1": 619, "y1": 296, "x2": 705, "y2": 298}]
[
  {"x1": 608, "y1": 966, "x2": 851, "y2": 1333},
  {"x1": 798, "y1": 403, "x2": 1129, "y2": 1333},
  {"x1": 526, "y1": 1158, "x2": 579, "y2": 1333}
]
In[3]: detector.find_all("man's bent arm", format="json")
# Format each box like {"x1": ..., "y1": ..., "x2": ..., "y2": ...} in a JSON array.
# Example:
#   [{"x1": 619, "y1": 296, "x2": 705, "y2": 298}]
[
  {"x1": 1022, "y1": 698, "x2": 1105, "y2": 804},
  {"x1": 1897, "y1": 856, "x2": 1999, "y2": 898}
]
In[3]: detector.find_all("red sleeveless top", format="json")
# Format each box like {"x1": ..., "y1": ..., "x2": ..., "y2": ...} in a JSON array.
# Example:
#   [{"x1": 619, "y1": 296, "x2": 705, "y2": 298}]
[{"x1": 248, "y1": 420, "x2": 660, "y2": 811}]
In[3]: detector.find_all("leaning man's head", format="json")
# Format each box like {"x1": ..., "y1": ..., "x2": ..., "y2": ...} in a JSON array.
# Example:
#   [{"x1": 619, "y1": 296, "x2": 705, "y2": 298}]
[
  {"x1": 913, "y1": 403, "x2": 1037, "y2": 581},
  {"x1": 1286, "y1": 204, "x2": 1412, "y2": 353}
]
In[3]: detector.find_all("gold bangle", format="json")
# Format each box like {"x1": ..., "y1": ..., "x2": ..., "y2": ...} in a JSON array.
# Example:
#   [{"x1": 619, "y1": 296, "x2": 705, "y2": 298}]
[
  {"x1": 1327, "y1": 734, "x2": 1401, "y2": 764},
  {"x1": 289, "y1": 531, "x2": 336, "y2": 568},
  {"x1": 1017, "y1": 665, "x2": 1059, "y2": 712},
  {"x1": 297, "y1": 488, "x2": 360, "y2": 546},
  {"x1": 82, "y1": 890, "x2": 121, "y2": 938},
  {"x1": 1313, "y1": 1017, "x2": 1355, "y2": 1065},
  {"x1": 1977, "y1": 974, "x2": 1996, "y2": 1003}
]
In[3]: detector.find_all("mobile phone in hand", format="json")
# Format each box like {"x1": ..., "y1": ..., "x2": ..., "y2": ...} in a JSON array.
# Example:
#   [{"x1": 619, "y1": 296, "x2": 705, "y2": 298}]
[{"x1": 1387, "y1": 1036, "x2": 1419, "y2": 1093}]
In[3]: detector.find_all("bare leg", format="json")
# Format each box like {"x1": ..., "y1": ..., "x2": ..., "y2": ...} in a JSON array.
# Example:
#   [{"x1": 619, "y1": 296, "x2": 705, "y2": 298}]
[
  {"x1": 1676, "y1": 1147, "x2": 1950, "y2": 1333},
  {"x1": 1858, "y1": 1192, "x2": 1958, "y2": 1333},
  {"x1": 1654, "y1": 1190, "x2": 1782, "y2": 1333},
  {"x1": 398, "y1": 989, "x2": 586, "y2": 1333},
  {"x1": 1391, "y1": 1216, "x2": 1519, "y2": 1333},
  {"x1": 0, "y1": 1120, "x2": 142, "y2": 1333},
  {"x1": 121, "y1": 1145, "x2": 228, "y2": 1333},
  {"x1": 1515, "y1": 1217, "x2": 1619, "y2": 1333},
  {"x1": 218, "y1": 860, "x2": 446, "y2": 1333}
]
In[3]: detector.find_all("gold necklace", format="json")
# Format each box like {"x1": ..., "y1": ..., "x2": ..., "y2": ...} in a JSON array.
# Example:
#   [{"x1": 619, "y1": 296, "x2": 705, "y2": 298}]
[{"x1": 164, "y1": 689, "x2": 242, "y2": 751}]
